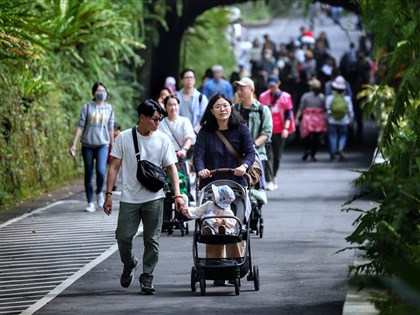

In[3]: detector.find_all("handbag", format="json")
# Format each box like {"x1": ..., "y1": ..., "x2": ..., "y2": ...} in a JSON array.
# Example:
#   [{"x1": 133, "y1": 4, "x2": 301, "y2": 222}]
[
  {"x1": 215, "y1": 130, "x2": 262, "y2": 187},
  {"x1": 132, "y1": 127, "x2": 167, "y2": 192}
]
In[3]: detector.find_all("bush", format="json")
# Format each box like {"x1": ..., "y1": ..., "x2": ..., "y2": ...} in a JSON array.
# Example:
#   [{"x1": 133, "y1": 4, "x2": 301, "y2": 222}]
[{"x1": 0, "y1": 0, "x2": 159, "y2": 210}]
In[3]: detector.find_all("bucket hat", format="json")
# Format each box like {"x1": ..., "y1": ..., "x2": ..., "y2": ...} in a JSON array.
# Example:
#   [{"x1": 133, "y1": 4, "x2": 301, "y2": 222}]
[{"x1": 211, "y1": 184, "x2": 235, "y2": 210}]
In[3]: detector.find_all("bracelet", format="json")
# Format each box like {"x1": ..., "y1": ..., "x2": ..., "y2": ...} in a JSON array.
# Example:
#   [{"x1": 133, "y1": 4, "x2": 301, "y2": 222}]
[
  {"x1": 105, "y1": 192, "x2": 112, "y2": 196},
  {"x1": 173, "y1": 195, "x2": 183, "y2": 199}
]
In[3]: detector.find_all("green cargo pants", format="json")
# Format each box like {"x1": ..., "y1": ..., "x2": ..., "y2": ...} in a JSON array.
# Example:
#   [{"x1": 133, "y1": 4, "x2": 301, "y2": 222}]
[{"x1": 116, "y1": 198, "x2": 163, "y2": 283}]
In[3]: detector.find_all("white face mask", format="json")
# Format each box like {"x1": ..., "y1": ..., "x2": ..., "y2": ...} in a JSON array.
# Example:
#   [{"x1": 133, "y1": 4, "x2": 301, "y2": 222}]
[{"x1": 95, "y1": 91, "x2": 107, "y2": 101}]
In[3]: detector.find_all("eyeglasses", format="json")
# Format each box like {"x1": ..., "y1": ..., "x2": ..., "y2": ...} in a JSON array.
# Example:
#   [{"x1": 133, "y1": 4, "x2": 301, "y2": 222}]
[
  {"x1": 213, "y1": 104, "x2": 231, "y2": 110},
  {"x1": 183, "y1": 76, "x2": 195, "y2": 80},
  {"x1": 151, "y1": 116, "x2": 163, "y2": 124}
]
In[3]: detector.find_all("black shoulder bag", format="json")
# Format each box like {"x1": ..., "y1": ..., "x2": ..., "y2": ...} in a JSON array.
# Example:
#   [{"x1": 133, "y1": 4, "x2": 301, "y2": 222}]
[{"x1": 132, "y1": 127, "x2": 167, "y2": 192}]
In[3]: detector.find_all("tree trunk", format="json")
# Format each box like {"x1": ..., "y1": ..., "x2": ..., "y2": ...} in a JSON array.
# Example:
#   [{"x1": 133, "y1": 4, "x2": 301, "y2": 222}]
[{"x1": 146, "y1": 0, "x2": 249, "y2": 99}]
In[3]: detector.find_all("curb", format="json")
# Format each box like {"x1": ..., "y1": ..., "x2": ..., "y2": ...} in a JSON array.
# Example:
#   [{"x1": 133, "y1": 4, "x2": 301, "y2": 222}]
[
  {"x1": 0, "y1": 179, "x2": 84, "y2": 224},
  {"x1": 342, "y1": 250, "x2": 379, "y2": 314}
]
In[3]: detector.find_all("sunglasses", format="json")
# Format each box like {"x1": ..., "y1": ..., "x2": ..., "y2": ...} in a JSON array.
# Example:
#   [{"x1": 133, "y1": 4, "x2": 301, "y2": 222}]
[{"x1": 151, "y1": 116, "x2": 163, "y2": 124}]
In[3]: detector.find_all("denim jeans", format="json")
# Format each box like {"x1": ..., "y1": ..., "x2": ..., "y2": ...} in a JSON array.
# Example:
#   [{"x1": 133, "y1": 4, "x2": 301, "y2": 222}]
[
  {"x1": 116, "y1": 199, "x2": 164, "y2": 283},
  {"x1": 81, "y1": 145, "x2": 108, "y2": 203},
  {"x1": 328, "y1": 124, "x2": 348, "y2": 154}
]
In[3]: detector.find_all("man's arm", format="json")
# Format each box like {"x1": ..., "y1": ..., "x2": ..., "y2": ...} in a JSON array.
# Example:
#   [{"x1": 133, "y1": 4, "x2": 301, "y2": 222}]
[
  {"x1": 166, "y1": 164, "x2": 185, "y2": 211},
  {"x1": 103, "y1": 157, "x2": 121, "y2": 216}
]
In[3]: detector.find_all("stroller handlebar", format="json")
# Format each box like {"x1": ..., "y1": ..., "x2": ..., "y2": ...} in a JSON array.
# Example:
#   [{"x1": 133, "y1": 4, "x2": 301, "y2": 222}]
[{"x1": 197, "y1": 168, "x2": 251, "y2": 188}]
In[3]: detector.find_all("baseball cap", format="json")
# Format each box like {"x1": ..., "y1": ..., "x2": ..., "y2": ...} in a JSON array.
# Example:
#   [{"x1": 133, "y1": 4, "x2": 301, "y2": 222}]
[
  {"x1": 267, "y1": 74, "x2": 280, "y2": 87},
  {"x1": 233, "y1": 77, "x2": 255, "y2": 90}
]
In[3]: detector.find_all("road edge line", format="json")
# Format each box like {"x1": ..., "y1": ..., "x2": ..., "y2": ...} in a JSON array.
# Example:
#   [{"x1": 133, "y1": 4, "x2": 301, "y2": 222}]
[
  {"x1": 0, "y1": 201, "x2": 79, "y2": 228},
  {"x1": 20, "y1": 226, "x2": 144, "y2": 315}
]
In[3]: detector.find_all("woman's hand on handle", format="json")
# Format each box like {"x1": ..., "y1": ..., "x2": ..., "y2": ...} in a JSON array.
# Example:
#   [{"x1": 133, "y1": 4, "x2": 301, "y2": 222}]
[
  {"x1": 233, "y1": 164, "x2": 247, "y2": 177},
  {"x1": 198, "y1": 169, "x2": 211, "y2": 179}
]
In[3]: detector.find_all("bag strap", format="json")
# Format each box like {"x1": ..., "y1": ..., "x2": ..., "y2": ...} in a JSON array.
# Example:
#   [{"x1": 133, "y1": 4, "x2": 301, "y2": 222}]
[
  {"x1": 235, "y1": 102, "x2": 266, "y2": 138},
  {"x1": 269, "y1": 91, "x2": 282, "y2": 107},
  {"x1": 132, "y1": 127, "x2": 141, "y2": 162},
  {"x1": 164, "y1": 119, "x2": 182, "y2": 150},
  {"x1": 215, "y1": 130, "x2": 243, "y2": 164}
]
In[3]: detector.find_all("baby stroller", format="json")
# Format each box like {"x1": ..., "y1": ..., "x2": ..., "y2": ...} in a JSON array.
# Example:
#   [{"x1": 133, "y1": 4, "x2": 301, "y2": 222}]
[
  {"x1": 162, "y1": 171, "x2": 189, "y2": 236},
  {"x1": 190, "y1": 169, "x2": 260, "y2": 295}
]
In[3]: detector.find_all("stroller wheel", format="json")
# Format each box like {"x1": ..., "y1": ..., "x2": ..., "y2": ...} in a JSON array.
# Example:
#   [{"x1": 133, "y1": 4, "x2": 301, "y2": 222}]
[
  {"x1": 190, "y1": 267, "x2": 197, "y2": 292},
  {"x1": 234, "y1": 278, "x2": 240, "y2": 295},
  {"x1": 200, "y1": 279, "x2": 206, "y2": 296},
  {"x1": 181, "y1": 227, "x2": 185, "y2": 237},
  {"x1": 253, "y1": 265, "x2": 260, "y2": 291},
  {"x1": 185, "y1": 222, "x2": 189, "y2": 235},
  {"x1": 259, "y1": 224, "x2": 264, "y2": 238}
]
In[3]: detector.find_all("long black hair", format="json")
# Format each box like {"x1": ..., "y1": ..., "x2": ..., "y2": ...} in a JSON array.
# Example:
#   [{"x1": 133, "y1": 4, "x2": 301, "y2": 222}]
[{"x1": 200, "y1": 93, "x2": 244, "y2": 132}]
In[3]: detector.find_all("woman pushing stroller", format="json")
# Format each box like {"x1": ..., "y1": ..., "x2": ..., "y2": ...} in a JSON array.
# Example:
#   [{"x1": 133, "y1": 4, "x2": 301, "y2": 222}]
[{"x1": 192, "y1": 93, "x2": 256, "y2": 188}]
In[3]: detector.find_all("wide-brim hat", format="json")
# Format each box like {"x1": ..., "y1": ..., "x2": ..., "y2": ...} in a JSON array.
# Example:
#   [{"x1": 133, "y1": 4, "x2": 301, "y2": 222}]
[
  {"x1": 331, "y1": 75, "x2": 346, "y2": 90},
  {"x1": 211, "y1": 184, "x2": 235, "y2": 210}
]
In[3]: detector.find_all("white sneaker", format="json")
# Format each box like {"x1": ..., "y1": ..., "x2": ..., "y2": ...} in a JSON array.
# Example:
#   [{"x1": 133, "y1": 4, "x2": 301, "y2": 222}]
[
  {"x1": 97, "y1": 192, "x2": 105, "y2": 208},
  {"x1": 85, "y1": 202, "x2": 96, "y2": 212},
  {"x1": 265, "y1": 182, "x2": 276, "y2": 191}
]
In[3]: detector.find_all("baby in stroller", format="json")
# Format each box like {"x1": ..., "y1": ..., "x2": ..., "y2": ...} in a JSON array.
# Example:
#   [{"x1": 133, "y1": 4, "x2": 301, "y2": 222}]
[{"x1": 181, "y1": 184, "x2": 241, "y2": 259}]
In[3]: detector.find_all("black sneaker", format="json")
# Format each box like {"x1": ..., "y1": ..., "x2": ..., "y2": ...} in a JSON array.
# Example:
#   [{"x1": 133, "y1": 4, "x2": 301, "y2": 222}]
[
  {"x1": 120, "y1": 257, "x2": 139, "y2": 288},
  {"x1": 140, "y1": 281, "x2": 155, "y2": 295}
]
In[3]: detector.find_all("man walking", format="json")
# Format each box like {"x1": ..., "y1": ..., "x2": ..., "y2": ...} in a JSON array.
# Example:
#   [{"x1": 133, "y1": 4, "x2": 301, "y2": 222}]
[
  {"x1": 233, "y1": 77, "x2": 272, "y2": 189},
  {"x1": 103, "y1": 100, "x2": 185, "y2": 295},
  {"x1": 202, "y1": 65, "x2": 234, "y2": 100},
  {"x1": 258, "y1": 75, "x2": 294, "y2": 190}
]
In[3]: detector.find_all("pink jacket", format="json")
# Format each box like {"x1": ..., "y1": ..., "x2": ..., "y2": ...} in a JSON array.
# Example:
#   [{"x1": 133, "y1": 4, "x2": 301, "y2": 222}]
[{"x1": 258, "y1": 90, "x2": 295, "y2": 134}]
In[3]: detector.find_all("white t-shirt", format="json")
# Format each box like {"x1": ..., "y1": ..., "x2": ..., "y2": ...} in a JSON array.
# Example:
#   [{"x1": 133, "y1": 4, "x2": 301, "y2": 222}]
[
  {"x1": 158, "y1": 116, "x2": 196, "y2": 151},
  {"x1": 111, "y1": 127, "x2": 177, "y2": 203}
]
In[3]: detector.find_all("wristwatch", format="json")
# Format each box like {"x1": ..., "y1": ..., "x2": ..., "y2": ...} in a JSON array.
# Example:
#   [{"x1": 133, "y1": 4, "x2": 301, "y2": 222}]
[{"x1": 242, "y1": 163, "x2": 249, "y2": 170}]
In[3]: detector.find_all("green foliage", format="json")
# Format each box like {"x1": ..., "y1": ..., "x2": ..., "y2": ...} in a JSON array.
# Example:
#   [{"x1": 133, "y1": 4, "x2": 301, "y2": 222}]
[
  {"x1": 0, "y1": 0, "x2": 165, "y2": 209},
  {"x1": 235, "y1": 0, "x2": 270, "y2": 24},
  {"x1": 357, "y1": 84, "x2": 394, "y2": 132},
  {"x1": 360, "y1": 0, "x2": 420, "y2": 147},
  {"x1": 344, "y1": 1, "x2": 420, "y2": 312},
  {"x1": 180, "y1": 7, "x2": 236, "y2": 83}
]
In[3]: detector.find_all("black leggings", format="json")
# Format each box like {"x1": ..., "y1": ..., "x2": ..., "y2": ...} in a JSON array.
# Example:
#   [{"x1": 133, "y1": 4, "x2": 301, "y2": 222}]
[{"x1": 303, "y1": 132, "x2": 321, "y2": 157}]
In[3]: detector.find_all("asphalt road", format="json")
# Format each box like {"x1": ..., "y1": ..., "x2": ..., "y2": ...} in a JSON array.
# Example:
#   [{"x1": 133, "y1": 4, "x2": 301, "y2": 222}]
[{"x1": 28, "y1": 133, "x2": 375, "y2": 315}]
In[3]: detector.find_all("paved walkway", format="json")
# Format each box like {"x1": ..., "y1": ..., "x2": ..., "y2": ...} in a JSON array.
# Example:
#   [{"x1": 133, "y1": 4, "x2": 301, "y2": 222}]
[{"x1": 1, "y1": 121, "x2": 379, "y2": 315}]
